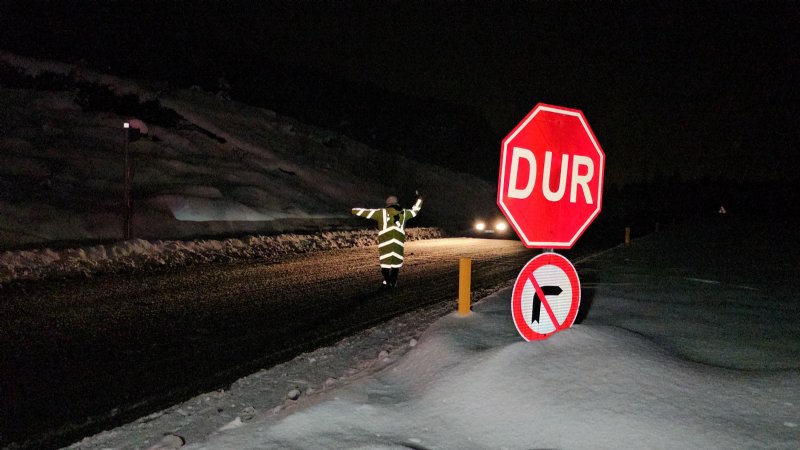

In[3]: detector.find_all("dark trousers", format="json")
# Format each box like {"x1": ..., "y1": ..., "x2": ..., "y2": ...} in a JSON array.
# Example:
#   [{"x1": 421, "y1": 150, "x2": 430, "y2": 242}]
[{"x1": 381, "y1": 268, "x2": 400, "y2": 286}]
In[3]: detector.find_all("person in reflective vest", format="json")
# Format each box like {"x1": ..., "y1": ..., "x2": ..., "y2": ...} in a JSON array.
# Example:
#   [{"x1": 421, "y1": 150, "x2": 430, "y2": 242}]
[{"x1": 351, "y1": 193, "x2": 423, "y2": 287}]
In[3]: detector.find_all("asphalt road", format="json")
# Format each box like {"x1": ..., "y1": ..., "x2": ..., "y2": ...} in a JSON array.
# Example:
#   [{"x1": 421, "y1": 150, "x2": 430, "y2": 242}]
[{"x1": 0, "y1": 237, "x2": 538, "y2": 449}]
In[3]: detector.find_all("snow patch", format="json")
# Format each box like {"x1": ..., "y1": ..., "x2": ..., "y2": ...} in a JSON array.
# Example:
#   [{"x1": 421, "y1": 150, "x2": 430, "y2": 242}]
[{"x1": 0, "y1": 228, "x2": 444, "y2": 285}]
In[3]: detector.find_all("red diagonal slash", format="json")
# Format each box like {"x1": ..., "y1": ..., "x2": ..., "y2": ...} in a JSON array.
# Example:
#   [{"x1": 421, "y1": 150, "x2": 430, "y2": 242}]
[{"x1": 529, "y1": 276, "x2": 560, "y2": 330}]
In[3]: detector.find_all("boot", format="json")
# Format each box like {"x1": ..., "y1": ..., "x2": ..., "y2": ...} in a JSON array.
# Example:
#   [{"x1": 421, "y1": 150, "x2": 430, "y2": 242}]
[{"x1": 381, "y1": 268, "x2": 391, "y2": 288}]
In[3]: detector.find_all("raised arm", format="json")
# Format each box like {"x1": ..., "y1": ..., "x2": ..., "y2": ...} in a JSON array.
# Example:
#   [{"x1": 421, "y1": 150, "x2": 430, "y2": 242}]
[
  {"x1": 351, "y1": 207, "x2": 381, "y2": 221},
  {"x1": 403, "y1": 197, "x2": 422, "y2": 221}
]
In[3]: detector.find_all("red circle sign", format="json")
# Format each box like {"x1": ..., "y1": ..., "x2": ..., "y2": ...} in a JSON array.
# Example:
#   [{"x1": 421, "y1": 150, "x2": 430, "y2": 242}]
[
  {"x1": 498, "y1": 103, "x2": 605, "y2": 249},
  {"x1": 511, "y1": 252, "x2": 581, "y2": 341}
]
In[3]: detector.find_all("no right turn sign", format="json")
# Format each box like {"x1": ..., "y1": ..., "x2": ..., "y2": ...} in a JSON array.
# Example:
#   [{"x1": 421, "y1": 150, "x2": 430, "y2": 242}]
[{"x1": 511, "y1": 252, "x2": 581, "y2": 341}]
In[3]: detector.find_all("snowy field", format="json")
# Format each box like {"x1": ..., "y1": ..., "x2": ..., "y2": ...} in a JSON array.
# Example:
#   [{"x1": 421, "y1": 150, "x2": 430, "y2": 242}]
[
  {"x1": 68, "y1": 218, "x2": 800, "y2": 450},
  {"x1": 0, "y1": 50, "x2": 495, "y2": 250}
]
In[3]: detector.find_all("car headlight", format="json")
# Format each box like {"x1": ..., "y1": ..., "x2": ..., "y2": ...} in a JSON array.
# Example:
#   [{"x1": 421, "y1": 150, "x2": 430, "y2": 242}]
[
  {"x1": 495, "y1": 221, "x2": 507, "y2": 232},
  {"x1": 475, "y1": 221, "x2": 486, "y2": 231}
]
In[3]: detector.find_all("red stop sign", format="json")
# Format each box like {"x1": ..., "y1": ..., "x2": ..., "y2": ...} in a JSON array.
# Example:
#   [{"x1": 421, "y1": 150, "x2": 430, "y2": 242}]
[{"x1": 497, "y1": 104, "x2": 605, "y2": 249}]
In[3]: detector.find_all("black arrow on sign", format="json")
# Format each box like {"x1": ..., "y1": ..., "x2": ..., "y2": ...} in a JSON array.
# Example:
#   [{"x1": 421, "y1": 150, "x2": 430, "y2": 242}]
[{"x1": 532, "y1": 286, "x2": 562, "y2": 324}]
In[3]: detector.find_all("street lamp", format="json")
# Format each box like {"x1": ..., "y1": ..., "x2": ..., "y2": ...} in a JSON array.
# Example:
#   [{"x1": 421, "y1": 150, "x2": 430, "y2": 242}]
[
  {"x1": 123, "y1": 122, "x2": 131, "y2": 240},
  {"x1": 122, "y1": 119, "x2": 148, "y2": 240}
]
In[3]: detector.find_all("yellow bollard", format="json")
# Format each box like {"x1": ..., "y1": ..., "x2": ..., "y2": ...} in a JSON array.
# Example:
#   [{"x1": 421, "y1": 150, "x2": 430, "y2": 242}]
[
  {"x1": 458, "y1": 257, "x2": 472, "y2": 316},
  {"x1": 625, "y1": 227, "x2": 631, "y2": 244}
]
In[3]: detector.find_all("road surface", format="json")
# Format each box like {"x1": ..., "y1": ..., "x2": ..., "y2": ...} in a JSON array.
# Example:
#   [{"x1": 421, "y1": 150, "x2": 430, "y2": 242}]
[{"x1": 1, "y1": 237, "x2": 538, "y2": 449}]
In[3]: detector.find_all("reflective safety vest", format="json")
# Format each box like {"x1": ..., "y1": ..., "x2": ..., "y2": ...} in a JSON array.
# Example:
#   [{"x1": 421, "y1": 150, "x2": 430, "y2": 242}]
[{"x1": 351, "y1": 198, "x2": 422, "y2": 268}]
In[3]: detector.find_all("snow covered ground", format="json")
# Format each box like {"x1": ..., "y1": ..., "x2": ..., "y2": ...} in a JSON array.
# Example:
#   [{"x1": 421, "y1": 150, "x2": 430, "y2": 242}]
[
  {"x1": 66, "y1": 218, "x2": 800, "y2": 450},
  {"x1": 0, "y1": 50, "x2": 495, "y2": 249}
]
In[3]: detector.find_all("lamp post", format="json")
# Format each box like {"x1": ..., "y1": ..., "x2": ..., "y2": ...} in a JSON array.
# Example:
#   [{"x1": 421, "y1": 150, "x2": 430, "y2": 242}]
[
  {"x1": 123, "y1": 122, "x2": 132, "y2": 240},
  {"x1": 122, "y1": 119, "x2": 148, "y2": 240}
]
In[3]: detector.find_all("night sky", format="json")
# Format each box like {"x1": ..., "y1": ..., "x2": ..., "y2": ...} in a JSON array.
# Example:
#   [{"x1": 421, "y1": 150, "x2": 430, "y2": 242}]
[{"x1": 1, "y1": 0, "x2": 798, "y2": 186}]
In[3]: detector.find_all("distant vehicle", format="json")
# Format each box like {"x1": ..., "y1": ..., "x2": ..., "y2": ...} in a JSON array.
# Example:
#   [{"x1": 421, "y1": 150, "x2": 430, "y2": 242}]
[{"x1": 472, "y1": 217, "x2": 510, "y2": 236}]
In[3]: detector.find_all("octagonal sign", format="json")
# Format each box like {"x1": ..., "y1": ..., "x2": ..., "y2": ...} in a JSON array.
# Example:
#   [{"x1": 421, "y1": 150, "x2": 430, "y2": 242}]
[{"x1": 498, "y1": 103, "x2": 605, "y2": 249}]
